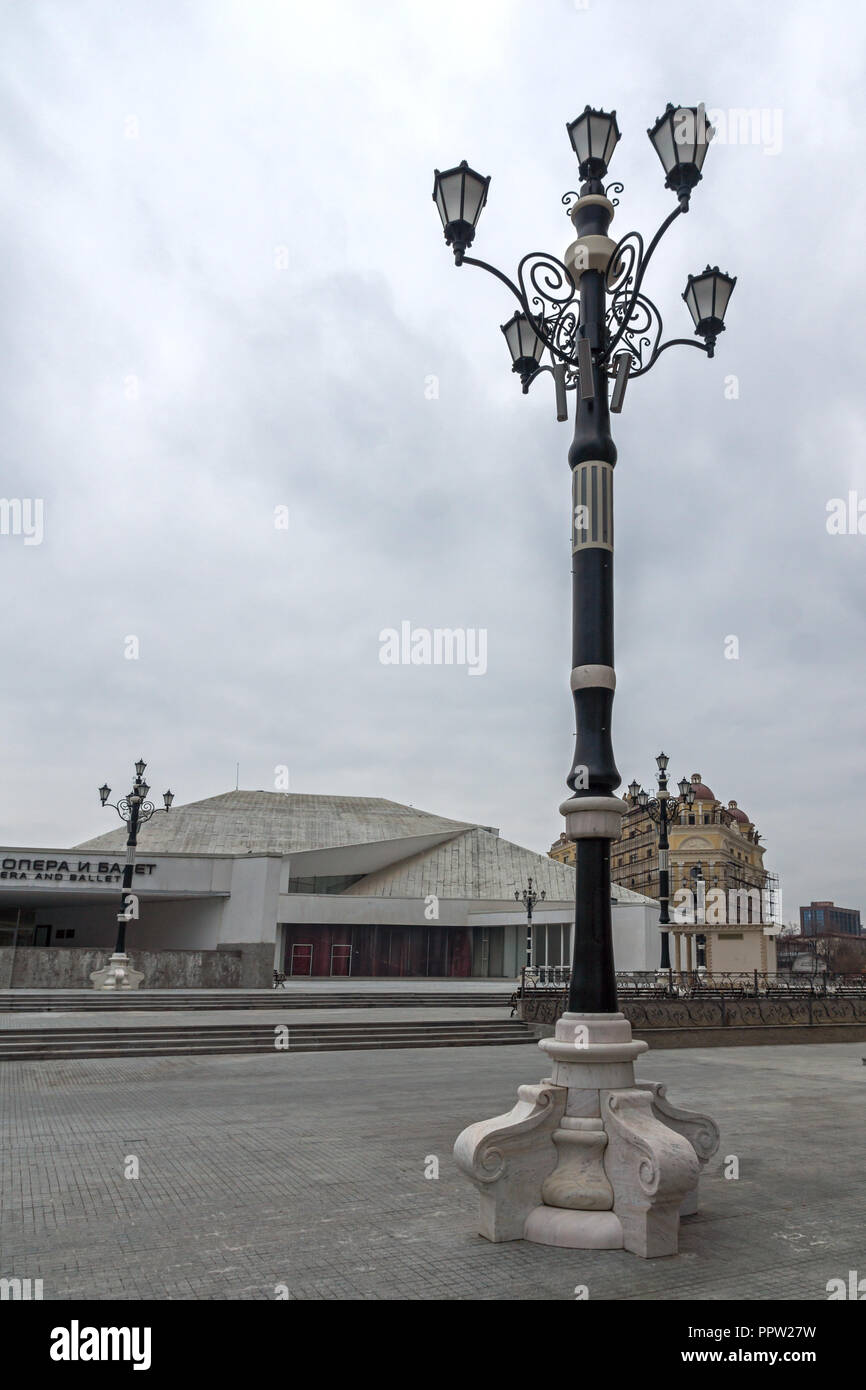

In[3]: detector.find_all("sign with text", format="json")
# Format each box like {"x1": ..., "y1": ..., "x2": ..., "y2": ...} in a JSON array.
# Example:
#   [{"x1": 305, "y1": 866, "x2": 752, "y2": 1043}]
[{"x1": 0, "y1": 857, "x2": 158, "y2": 886}]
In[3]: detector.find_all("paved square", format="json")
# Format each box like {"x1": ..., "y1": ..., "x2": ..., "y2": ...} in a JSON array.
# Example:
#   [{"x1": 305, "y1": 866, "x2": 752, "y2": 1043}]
[{"x1": 0, "y1": 1042, "x2": 863, "y2": 1300}]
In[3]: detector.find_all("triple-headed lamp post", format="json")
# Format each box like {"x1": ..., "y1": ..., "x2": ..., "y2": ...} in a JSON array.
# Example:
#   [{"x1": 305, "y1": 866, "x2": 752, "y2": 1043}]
[
  {"x1": 91, "y1": 760, "x2": 173, "y2": 990},
  {"x1": 436, "y1": 104, "x2": 729, "y2": 1257},
  {"x1": 628, "y1": 754, "x2": 696, "y2": 970},
  {"x1": 515, "y1": 876, "x2": 545, "y2": 969}
]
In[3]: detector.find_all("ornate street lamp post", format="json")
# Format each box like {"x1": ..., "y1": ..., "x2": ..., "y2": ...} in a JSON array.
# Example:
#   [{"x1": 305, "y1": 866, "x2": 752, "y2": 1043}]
[
  {"x1": 90, "y1": 760, "x2": 173, "y2": 991},
  {"x1": 438, "y1": 103, "x2": 728, "y2": 1257},
  {"x1": 628, "y1": 754, "x2": 695, "y2": 970},
  {"x1": 515, "y1": 876, "x2": 545, "y2": 969}
]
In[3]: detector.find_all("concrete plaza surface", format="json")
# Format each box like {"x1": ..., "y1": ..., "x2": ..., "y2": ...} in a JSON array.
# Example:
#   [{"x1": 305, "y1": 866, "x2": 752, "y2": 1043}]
[{"x1": 0, "y1": 1041, "x2": 862, "y2": 1300}]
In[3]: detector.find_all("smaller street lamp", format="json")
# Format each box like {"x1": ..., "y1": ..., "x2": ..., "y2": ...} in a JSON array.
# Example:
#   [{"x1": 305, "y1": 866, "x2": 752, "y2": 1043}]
[
  {"x1": 566, "y1": 106, "x2": 621, "y2": 181},
  {"x1": 682, "y1": 265, "x2": 737, "y2": 355},
  {"x1": 501, "y1": 311, "x2": 546, "y2": 382},
  {"x1": 92, "y1": 759, "x2": 174, "y2": 990},
  {"x1": 647, "y1": 103, "x2": 715, "y2": 205},
  {"x1": 629, "y1": 753, "x2": 695, "y2": 970},
  {"x1": 515, "y1": 876, "x2": 545, "y2": 969},
  {"x1": 432, "y1": 160, "x2": 490, "y2": 264}
]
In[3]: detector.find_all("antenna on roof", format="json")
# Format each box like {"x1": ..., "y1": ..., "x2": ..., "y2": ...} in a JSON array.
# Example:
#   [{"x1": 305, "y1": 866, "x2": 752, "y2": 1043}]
[{"x1": 235, "y1": 763, "x2": 239, "y2": 791}]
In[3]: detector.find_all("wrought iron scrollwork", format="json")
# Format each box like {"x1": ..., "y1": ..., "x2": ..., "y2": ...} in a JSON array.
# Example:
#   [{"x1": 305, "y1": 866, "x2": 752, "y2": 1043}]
[
  {"x1": 643, "y1": 794, "x2": 687, "y2": 826},
  {"x1": 517, "y1": 251, "x2": 580, "y2": 364},
  {"x1": 605, "y1": 229, "x2": 642, "y2": 296},
  {"x1": 563, "y1": 182, "x2": 624, "y2": 213},
  {"x1": 117, "y1": 796, "x2": 156, "y2": 824},
  {"x1": 461, "y1": 195, "x2": 710, "y2": 398},
  {"x1": 606, "y1": 289, "x2": 663, "y2": 375},
  {"x1": 461, "y1": 248, "x2": 582, "y2": 372}
]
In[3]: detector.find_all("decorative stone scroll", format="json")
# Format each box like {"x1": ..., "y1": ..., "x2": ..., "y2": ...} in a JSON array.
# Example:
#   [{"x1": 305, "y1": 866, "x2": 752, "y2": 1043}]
[{"x1": 454, "y1": 1011, "x2": 720, "y2": 1258}]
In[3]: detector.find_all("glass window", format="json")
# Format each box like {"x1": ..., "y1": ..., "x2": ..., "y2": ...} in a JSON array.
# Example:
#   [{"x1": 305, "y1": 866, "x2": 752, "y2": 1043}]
[{"x1": 286, "y1": 874, "x2": 365, "y2": 895}]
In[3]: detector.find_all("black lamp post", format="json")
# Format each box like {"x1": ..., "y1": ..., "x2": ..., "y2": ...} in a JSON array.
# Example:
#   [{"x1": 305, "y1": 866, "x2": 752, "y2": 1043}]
[
  {"x1": 628, "y1": 756, "x2": 695, "y2": 970},
  {"x1": 433, "y1": 105, "x2": 733, "y2": 1018},
  {"x1": 99, "y1": 761, "x2": 173, "y2": 956},
  {"x1": 515, "y1": 876, "x2": 546, "y2": 968}
]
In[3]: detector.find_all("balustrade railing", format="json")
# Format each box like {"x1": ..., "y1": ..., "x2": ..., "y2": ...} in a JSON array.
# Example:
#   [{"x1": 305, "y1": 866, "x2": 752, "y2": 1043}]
[{"x1": 517, "y1": 966, "x2": 866, "y2": 999}]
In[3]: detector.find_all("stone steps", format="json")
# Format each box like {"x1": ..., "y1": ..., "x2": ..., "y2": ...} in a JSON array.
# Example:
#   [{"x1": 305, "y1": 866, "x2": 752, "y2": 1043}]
[
  {"x1": 0, "y1": 990, "x2": 513, "y2": 1012},
  {"x1": 0, "y1": 1018, "x2": 536, "y2": 1060}
]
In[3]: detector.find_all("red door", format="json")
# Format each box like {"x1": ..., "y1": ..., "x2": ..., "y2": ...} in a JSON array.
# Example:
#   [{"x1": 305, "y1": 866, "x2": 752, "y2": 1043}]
[
  {"x1": 290, "y1": 943, "x2": 313, "y2": 976},
  {"x1": 330, "y1": 944, "x2": 352, "y2": 977}
]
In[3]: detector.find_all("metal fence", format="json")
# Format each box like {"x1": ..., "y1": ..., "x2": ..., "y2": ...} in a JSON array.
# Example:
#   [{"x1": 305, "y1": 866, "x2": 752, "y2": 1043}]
[{"x1": 518, "y1": 965, "x2": 866, "y2": 999}]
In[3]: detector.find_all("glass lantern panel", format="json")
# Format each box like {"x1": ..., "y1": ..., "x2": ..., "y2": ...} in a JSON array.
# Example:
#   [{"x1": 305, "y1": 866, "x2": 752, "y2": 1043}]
[
  {"x1": 693, "y1": 275, "x2": 717, "y2": 322},
  {"x1": 588, "y1": 114, "x2": 611, "y2": 162},
  {"x1": 460, "y1": 172, "x2": 487, "y2": 227},
  {"x1": 693, "y1": 117, "x2": 713, "y2": 170},
  {"x1": 671, "y1": 107, "x2": 698, "y2": 165},
  {"x1": 436, "y1": 170, "x2": 464, "y2": 225},
  {"x1": 652, "y1": 116, "x2": 677, "y2": 173},
  {"x1": 712, "y1": 276, "x2": 734, "y2": 320},
  {"x1": 569, "y1": 116, "x2": 589, "y2": 165}
]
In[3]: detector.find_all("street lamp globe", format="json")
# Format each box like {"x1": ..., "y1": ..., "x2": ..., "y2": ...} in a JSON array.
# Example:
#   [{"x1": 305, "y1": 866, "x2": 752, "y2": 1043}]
[
  {"x1": 501, "y1": 311, "x2": 545, "y2": 378},
  {"x1": 566, "y1": 106, "x2": 621, "y2": 180},
  {"x1": 98, "y1": 783, "x2": 111, "y2": 806},
  {"x1": 134, "y1": 759, "x2": 147, "y2": 778},
  {"x1": 432, "y1": 161, "x2": 490, "y2": 263},
  {"x1": 627, "y1": 779, "x2": 641, "y2": 802},
  {"x1": 656, "y1": 751, "x2": 669, "y2": 772},
  {"x1": 683, "y1": 265, "x2": 736, "y2": 339},
  {"x1": 638, "y1": 788, "x2": 650, "y2": 808},
  {"x1": 648, "y1": 104, "x2": 714, "y2": 202}
]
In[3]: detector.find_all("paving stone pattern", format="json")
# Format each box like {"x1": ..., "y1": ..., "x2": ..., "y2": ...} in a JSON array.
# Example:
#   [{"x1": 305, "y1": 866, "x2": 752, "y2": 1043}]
[{"x1": 0, "y1": 1041, "x2": 862, "y2": 1300}]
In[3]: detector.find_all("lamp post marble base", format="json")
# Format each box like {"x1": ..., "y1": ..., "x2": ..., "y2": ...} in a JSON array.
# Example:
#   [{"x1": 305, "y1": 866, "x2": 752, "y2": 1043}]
[
  {"x1": 454, "y1": 1011, "x2": 718, "y2": 1258},
  {"x1": 89, "y1": 953, "x2": 144, "y2": 991}
]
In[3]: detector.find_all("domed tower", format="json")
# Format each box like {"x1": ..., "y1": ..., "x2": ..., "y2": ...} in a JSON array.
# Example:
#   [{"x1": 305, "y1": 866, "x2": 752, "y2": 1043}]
[{"x1": 689, "y1": 773, "x2": 716, "y2": 804}]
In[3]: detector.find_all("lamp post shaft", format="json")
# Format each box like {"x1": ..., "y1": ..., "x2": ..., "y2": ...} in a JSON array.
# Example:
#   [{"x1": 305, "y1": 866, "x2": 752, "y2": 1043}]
[
  {"x1": 565, "y1": 191, "x2": 621, "y2": 1014},
  {"x1": 115, "y1": 800, "x2": 140, "y2": 956}
]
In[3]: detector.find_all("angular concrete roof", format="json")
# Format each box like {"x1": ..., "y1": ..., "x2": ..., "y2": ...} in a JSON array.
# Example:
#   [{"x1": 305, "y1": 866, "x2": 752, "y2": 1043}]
[
  {"x1": 75, "y1": 790, "x2": 656, "y2": 906},
  {"x1": 343, "y1": 825, "x2": 655, "y2": 905},
  {"x1": 75, "y1": 791, "x2": 476, "y2": 857}
]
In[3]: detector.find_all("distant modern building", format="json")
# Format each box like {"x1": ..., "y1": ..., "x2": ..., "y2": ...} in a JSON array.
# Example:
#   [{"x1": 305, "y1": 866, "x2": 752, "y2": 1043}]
[
  {"x1": 551, "y1": 772, "x2": 780, "y2": 974},
  {"x1": 799, "y1": 901, "x2": 862, "y2": 937},
  {"x1": 0, "y1": 791, "x2": 661, "y2": 984}
]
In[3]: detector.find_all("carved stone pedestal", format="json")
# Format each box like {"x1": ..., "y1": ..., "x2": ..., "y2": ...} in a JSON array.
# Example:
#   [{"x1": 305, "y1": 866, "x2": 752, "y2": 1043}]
[
  {"x1": 454, "y1": 1011, "x2": 719, "y2": 1258},
  {"x1": 89, "y1": 953, "x2": 144, "y2": 991}
]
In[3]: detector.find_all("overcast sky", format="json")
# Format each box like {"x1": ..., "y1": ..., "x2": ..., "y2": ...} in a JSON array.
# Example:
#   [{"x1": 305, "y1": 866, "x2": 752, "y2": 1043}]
[{"x1": 0, "y1": 0, "x2": 864, "y2": 925}]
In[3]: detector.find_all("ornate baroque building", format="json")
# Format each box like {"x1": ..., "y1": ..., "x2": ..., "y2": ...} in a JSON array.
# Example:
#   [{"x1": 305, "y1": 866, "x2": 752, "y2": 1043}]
[{"x1": 551, "y1": 772, "x2": 779, "y2": 973}]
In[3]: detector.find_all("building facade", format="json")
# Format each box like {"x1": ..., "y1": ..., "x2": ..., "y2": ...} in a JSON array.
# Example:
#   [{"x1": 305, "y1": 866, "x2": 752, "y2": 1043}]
[
  {"x1": 0, "y1": 791, "x2": 661, "y2": 985},
  {"x1": 551, "y1": 772, "x2": 779, "y2": 973},
  {"x1": 799, "y1": 901, "x2": 863, "y2": 937}
]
